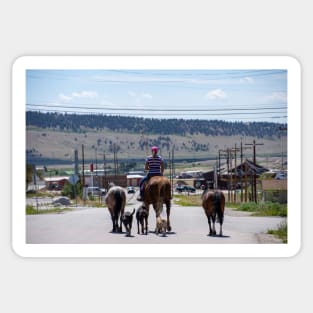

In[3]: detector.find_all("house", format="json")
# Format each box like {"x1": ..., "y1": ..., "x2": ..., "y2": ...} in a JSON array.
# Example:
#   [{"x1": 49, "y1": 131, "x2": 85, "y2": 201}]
[
  {"x1": 44, "y1": 176, "x2": 69, "y2": 190},
  {"x1": 261, "y1": 179, "x2": 287, "y2": 203},
  {"x1": 127, "y1": 174, "x2": 144, "y2": 187}
]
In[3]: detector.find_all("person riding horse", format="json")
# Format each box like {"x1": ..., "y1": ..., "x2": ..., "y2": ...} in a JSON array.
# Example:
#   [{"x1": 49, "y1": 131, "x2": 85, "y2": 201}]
[{"x1": 137, "y1": 146, "x2": 164, "y2": 201}]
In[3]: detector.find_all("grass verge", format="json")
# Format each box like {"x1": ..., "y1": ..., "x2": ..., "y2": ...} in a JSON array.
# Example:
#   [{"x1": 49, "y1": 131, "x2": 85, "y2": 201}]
[
  {"x1": 232, "y1": 201, "x2": 287, "y2": 217},
  {"x1": 173, "y1": 194, "x2": 202, "y2": 206},
  {"x1": 26, "y1": 205, "x2": 73, "y2": 215},
  {"x1": 267, "y1": 221, "x2": 288, "y2": 243}
]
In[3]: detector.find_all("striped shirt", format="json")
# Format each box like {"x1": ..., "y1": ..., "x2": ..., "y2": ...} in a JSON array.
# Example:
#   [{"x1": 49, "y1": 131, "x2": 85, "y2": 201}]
[{"x1": 146, "y1": 155, "x2": 163, "y2": 175}]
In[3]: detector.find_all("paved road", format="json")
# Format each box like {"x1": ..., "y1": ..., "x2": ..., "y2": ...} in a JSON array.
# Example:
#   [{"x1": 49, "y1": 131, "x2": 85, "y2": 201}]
[{"x1": 26, "y1": 193, "x2": 285, "y2": 244}]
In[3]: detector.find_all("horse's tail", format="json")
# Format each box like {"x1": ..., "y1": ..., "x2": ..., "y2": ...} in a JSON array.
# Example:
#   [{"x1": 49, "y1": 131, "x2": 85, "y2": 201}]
[
  {"x1": 214, "y1": 191, "x2": 225, "y2": 224},
  {"x1": 160, "y1": 180, "x2": 171, "y2": 199},
  {"x1": 113, "y1": 189, "x2": 124, "y2": 217}
]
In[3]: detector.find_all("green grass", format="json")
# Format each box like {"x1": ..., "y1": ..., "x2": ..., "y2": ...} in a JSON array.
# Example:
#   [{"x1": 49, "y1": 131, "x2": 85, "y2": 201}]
[
  {"x1": 26, "y1": 205, "x2": 73, "y2": 215},
  {"x1": 173, "y1": 194, "x2": 202, "y2": 206},
  {"x1": 174, "y1": 195, "x2": 287, "y2": 218},
  {"x1": 234, "y1": 201, "x2": 287, "y2": 217},
  {"x1": 26, "y1": 190, "x2": 54, "y2": 198},
  {"x1": 267, "y1": 221, "x2": 288, "y2": 243}
]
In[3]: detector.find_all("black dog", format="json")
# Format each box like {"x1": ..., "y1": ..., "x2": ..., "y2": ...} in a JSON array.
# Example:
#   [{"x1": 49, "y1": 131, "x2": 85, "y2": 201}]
[
  {"x1": 122, "y1": 209, "x2": 135, "y2": 237},
  {"x1": 136, "y1": 204, "x2": 149, "y2": 235}
]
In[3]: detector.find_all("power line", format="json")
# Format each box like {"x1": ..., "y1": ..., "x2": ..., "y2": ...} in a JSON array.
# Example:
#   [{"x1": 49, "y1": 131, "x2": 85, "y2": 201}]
[
  {"x1": 26, "y1": 108, "x2": 287, "y2": 121},
  {"x1": 26, "y1": 103, "x2": 287, "y2": 112}
]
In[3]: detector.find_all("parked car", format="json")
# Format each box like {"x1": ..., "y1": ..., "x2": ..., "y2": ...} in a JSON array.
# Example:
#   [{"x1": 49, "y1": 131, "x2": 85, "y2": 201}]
[
  {"x1": 175, "y1": 185, "x2": 185, "y2": 193},
  {"x1": 127, "y1": 186, "x2": 136, "y2": 194},
  {"x1": 183, "y1": 185, "x2": 196, "y2": 193},
  {"x1": 175, "y1": 185, "x2": 196, "y2": 193},
  {"x1": 87, "y1": 187, "x2": 106, "y2": 196},
  {"x1": 275, "y1": 172, "x2": 287, "y2": 180}
]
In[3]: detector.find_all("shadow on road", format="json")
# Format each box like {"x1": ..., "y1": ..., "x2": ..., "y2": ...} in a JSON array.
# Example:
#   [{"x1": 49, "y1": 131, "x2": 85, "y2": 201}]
[{"x1": 206, "y1": 234, "x2": 230, "y2": 238}]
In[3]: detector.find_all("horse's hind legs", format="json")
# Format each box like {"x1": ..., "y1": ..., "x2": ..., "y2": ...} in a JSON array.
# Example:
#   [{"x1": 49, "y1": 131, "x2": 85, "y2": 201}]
[
  {"x1": 207, "y1": 217, "x2": 216, "y2": 236},
  {"x1": 166, "y1": 201, "x2": 171, "y2": 231},
  {"x1": 218, "y1": 216, "x2": 223, "y2": 236},
  {"x1": 111, "y1": 216, "x2": 117, "y2": 233}
]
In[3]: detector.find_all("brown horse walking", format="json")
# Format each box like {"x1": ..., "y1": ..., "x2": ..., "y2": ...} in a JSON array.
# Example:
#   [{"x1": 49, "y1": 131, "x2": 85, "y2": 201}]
[
  {"x1": 143, "y1": 176, "x2": 172, "y2": 233},
  {"x1": 202, "y1": 190, "x2": 225, "y2": 236},
  {"x1": 104, "y1": 184, "x2": 126, "y2": 233}
]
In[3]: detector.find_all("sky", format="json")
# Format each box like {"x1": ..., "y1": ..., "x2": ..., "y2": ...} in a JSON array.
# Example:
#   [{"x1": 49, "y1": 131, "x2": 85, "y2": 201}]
[{"x1": 26, "y1": 69, "x2": 287, "y2": 123}]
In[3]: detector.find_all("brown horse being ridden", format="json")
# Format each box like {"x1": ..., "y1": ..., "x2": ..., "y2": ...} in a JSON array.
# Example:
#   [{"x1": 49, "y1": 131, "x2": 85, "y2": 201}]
[
  {"x1": 143, "y1": 176, "x2": 172, "y2": 234},
  {"x1": 104, "y1": 183, "x2": 126, "y2": 233},
  {"x1": 137, "y1": 145, "x2": 171, "y2": 234},
  {"x1": 202, "y1": 189, "x2": 225, "y2": 236}
]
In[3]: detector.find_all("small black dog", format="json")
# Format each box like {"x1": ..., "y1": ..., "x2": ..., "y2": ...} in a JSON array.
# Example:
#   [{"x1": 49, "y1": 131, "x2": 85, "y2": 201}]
[
  {"x1": 136, "y1": 204, "x2": 148, "y2": 235},
  {"x1": 122, "y1": 209, "x2": 135, "y2": 237}
]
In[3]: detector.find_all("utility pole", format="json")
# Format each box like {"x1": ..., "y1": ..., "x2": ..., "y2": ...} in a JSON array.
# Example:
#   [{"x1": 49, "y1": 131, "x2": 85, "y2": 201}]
[
  {"x1": 229, "y1": 148, "x2": 233, "y2": 202},
  {"x1": 233, "y1": 144, "x2": 239, "y2": 203},
  {"x1": 169, "y1": 150, "x2": 172, "y2": 198},
  {"x1": 113, "y1": 143, "x2": 118, "y2": 177},
  {"x1": 95, "y1": 147, "x2": 98, "y2": 185},
  {"x1": 244, "y1": 160, "x2": 248, "y2": 202},
  {"x1": 103, "y1": 152, "x2": 107, "y2": 189},
  {"x1": 218, "y1": 149, "x2": 221, "y2": 189},
  {"x1": 279, "y1": 126, "x2": 287, "y2": 170},
  {"x1": 172, "y1": 145, "x2": 175, "y2": 179},
  {"x1": 227, "y1": 148, "x2": 230, "y2": 202},
  {"x1": 245, "y1": 140, "x2": 264, "y2": 203},
  {"x1": 82, "y1": 144, "x2": 85, "y2": 187},
  {"x1": 240, "y1": 139, "x2": 243, "y2": 202}
]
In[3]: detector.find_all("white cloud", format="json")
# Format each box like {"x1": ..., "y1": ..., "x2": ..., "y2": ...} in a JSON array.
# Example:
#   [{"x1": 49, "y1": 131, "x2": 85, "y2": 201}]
[
  {"x1": 240, "y1": 76, "x2": 254, "y2": 83},
  {"x1": 142, "y1": 93, "x2": 152, "y2": 99},
  {"x1": 59, "y1": 93, "x2": 72, "y2": 102},
  {"x1": 128, "y1": 90, "x2": 152, "y2": 101},
  {"x1": 59, "y1": 91, "x2": 98, "y2": 102},
  {"x1": 72, "y1": 91, "x2": 97, "y2": 98},
  {"x1": 205, "y1": 89, "x2": 227, "y2": 100},
  {"x1": 128, "y1": 91, "x2": 137, "y2": 97},
  {"x1": 264, "y1": 92, "x2": 287, "y2": 103}
]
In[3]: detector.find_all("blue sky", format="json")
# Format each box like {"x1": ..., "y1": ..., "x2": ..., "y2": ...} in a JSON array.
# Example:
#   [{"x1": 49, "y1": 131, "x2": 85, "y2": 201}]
[{"x1": 26, "y1": 69, "x2": 287, "y2": 123}]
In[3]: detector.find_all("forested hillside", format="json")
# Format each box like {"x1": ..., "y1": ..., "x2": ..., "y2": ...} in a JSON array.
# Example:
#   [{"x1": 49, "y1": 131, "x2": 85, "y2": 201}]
[{"x1": 26, "y1": 111, "x2": 286, "y2": 138}]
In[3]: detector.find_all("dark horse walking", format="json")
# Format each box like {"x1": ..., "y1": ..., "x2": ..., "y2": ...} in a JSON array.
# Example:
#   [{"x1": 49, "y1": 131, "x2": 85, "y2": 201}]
[
  {"x1": 201, "y1": 190, "x2": 225, "y2": 236},
  {"x1": 104, "y1": 183, "x2": 126, "y2": 233}
]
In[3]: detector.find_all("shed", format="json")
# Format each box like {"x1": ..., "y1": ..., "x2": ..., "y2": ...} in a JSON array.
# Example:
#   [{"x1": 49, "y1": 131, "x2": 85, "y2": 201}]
[
  {"x1": 127, "y1": 174, "x2": 144, "y2": 187},
  {"x1": 261, "y1": 179, "x2": 287, "y2": 203},
  {"x1": 44, "y1": 176, "x2": 69, "y2": 190}
]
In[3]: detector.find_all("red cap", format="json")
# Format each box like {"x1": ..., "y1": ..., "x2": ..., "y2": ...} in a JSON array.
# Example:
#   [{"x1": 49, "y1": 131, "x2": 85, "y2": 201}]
[{"x1": 151, "y1": 146, "x2": 159, "y2": 152}]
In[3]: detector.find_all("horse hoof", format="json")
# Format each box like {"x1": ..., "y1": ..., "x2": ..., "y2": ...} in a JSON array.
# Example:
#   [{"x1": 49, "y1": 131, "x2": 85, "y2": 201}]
[{"x1": 167, "y1": 225, "x2": 172, "y2": 232}]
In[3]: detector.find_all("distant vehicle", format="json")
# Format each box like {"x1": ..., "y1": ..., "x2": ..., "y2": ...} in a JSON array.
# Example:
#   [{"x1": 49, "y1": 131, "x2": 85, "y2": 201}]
[
  {"x1": 275, "y1": 172, "x2": 287, "y2": 180},
  {"x1": 175, "y1": 185, "x2": 185, "y2": 192},
  {"x1": 176, "y1": 174, "x2": 193, "y2": 179},
  {"x1": 127, "y1": 186, "x2": 136, "y2": 193},
  {"x1": 183, "y1": 185, "x2": 196, "y2": 193},
  {"x1": 49, "y1": 182, "x2": 62, "y2": 190},
  {"x1": 87, "y1": 187, "x2": 106, "y2": 196},
  {"x1": 175, "y1": 185, "x2": 196, "y2": 193}
]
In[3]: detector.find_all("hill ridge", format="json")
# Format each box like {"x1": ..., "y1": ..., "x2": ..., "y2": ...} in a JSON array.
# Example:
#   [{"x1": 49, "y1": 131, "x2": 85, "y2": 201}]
[{"x1": 26, "y1": 111, "x2": 286, "y2": 138}]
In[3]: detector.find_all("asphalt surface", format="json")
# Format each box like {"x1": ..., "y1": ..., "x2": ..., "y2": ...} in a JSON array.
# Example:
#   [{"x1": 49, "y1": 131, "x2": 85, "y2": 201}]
[{"x1": 26, "y1": 192, "x2": 285, "y2": 244}]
